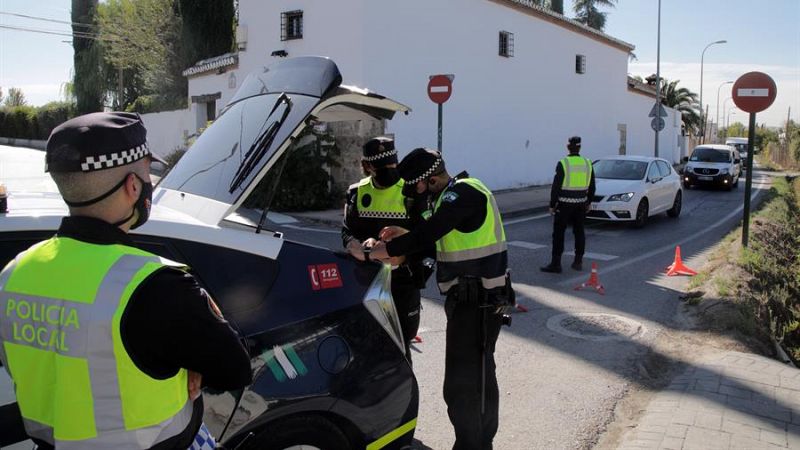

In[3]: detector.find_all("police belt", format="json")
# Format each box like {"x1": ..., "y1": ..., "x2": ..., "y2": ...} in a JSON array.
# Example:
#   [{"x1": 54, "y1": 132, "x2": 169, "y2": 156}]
[
  {"x1": 452, "y1": 274, "x2": 515, "y2": 310},
  {"x1": 558, "y1": 196, "x2": 587, "y2": 203}
]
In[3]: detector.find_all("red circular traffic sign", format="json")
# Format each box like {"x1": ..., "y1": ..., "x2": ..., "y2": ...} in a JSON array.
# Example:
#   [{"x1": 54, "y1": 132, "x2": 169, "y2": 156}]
[
  {"x1": 732, "y1": 72, "x2": 777, "y2": 114},
  {"x1": 428, "y1": 75, "x2": 452, "y2": 104}
]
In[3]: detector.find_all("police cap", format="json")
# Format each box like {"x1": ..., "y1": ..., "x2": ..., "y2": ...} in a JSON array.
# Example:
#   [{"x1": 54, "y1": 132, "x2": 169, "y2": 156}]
[
  {"x1": 398, "y1": 147, "x2": 443, "y2": 185},
  {"x1": 362, "y1": 136, "x2": 397, "y2": 167},
  {"x1": 568, "y1": 136, "x2": 581, "y2": 151},
  {"x1": 45, "y1": 112, "x2": 165, "y2": 173}
]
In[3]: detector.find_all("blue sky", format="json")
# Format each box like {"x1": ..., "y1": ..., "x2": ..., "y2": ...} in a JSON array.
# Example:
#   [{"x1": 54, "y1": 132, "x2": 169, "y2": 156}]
[{"x1": 1, "y1": 0, "x2": 798, "y2": 127}]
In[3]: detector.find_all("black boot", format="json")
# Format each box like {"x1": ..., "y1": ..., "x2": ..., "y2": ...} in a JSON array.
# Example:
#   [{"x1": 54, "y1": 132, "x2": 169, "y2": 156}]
[
  {"x1": 571, "y1": 256, "x2": 583, "y2": 271},
  {"x1": 540, "y1": 257, "x2": 562, "y2": 273}
]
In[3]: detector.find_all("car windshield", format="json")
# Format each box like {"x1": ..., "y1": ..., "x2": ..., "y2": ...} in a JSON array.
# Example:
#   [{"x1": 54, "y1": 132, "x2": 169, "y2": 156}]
[
  {"x1": 690, "y1": 148, "x2": 731, "y2": 163},
  {"x1": 732, "y1": 143, "x2": 747, "y2": 153},
  {"x1": 593, "y1": 159, "x2": 647, "y2": 180}
]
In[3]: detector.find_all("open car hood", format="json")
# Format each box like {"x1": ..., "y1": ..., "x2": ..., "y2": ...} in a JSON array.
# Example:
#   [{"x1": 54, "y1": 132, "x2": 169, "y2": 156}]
[{"x1": 153, "y1": 56, "x2": 409, "y2": 226}]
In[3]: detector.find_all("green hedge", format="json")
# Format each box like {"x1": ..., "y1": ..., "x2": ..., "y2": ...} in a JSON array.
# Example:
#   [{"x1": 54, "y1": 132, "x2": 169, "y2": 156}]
[
  {"x1": 0, "y1": 102, "x2": 74, "y2": 140},
  {"x1": 125, "y1": 95, "x2": 187, "y2": 114}
]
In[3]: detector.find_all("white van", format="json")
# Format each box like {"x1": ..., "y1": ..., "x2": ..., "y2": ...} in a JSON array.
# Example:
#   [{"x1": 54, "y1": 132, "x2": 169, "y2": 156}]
[
  {"x1": 725, "y1": 137, "x2": 749, "y2": 165},
  {"x1": 682, "y1": 144, "x2": 741, "y2": 191}
]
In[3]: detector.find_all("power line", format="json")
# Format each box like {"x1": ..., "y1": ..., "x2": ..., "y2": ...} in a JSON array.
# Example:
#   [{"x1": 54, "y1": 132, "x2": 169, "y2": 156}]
[
  {"x1": 0, "y1": 24, "x2": 102, "y2": 40},
  {"x1": 0, "y1": 11, "x2": 96, "y2": 29}
]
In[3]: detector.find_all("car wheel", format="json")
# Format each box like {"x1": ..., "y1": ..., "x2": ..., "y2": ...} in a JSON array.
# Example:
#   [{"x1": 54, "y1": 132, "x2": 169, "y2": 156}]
[
  {"x1": 632, "y1": 198, "x2": 648, "y2": 228},
  {"x1": 667, "y1": 191, "x2": 682, "y2": 218},
  {"x1": 247, "y1": 415, "x2": 351, "y2": 450}
]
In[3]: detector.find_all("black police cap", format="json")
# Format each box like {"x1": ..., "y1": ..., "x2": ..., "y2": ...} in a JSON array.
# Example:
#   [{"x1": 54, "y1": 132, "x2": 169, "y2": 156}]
[
  {"x1": 45, "y1": 111, "x2": 165, "y2": 173},
  {"x1": 362, "y1": 136, "x2": 397, "y2": 167},
  {"x1": 398, "y1": 147, "x2": 443, "y2": 185},
  {"x1": 568, "y1": 136, "x2": 581, "y2": 146}
]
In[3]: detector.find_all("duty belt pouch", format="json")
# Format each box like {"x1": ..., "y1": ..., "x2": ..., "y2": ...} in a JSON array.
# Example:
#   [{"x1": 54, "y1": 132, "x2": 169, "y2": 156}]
[
  {"x1": 457, "y1": 277, "x2": 481, "y2": 305},
  {"x1": 486, "y1": 270, "x2": 516, "y2": 309}
]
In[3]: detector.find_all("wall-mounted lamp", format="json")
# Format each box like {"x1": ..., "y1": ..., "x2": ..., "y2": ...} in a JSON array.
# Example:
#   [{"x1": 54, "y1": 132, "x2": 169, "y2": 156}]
[{"x1": 271, "y1": 50, "x2": 288, "y2": 57}]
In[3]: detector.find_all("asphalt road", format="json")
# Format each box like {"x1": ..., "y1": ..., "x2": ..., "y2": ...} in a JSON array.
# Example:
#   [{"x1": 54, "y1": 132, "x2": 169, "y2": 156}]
[{"x1": 0, "y1": 145, "x2": 772, "y2": 449}]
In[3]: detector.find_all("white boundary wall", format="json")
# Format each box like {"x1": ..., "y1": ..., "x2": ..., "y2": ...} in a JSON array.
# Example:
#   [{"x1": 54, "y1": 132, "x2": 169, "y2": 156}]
[{"x1": 139, "y1": 109, "x2": 195, "y2": 159}]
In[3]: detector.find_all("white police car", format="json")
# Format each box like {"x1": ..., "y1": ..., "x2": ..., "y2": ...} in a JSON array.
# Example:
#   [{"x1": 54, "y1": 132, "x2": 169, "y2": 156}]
[{"x1": 1, "y1": 57, "x2": 417, "y2": 450}]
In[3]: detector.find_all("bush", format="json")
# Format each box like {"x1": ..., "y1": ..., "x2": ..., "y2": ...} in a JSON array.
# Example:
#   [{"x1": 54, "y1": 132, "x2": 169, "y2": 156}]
[
  {"x1": 244, "y1": 128, "x2": 340, "y2": 212},
  {"x1": 0, "y1": 102, "x2": 74, "y2": 140}
]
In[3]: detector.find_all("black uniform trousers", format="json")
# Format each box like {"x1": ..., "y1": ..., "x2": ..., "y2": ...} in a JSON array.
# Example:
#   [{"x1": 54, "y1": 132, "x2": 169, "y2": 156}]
[
  {"x1": 443, "y1": 287, "x2": 503, "y2": 450},
  {"x1": 391, "y1": 273, "x2": 422, "y2": 362},
  {"x1": 552, "y1": 202, "x2": 587, "y2": 263}
]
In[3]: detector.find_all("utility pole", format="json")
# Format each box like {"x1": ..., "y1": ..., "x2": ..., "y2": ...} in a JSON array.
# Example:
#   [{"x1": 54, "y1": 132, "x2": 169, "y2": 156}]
[{"x1": 654, "y1": 0, "x2": 661, "y2": 158}]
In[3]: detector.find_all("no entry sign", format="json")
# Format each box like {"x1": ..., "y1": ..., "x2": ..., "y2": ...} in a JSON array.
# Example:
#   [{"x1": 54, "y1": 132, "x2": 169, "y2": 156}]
[
  {"x1": 428, "y1": 75, "x2": 453, "y2": 104},
  {"x1": 732, "y1": 72, "x2": 777, "y2": 114}
]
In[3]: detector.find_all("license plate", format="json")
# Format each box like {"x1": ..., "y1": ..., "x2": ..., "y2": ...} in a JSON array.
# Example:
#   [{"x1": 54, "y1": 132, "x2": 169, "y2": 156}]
[{"x1": 698, "y1": 176, "x2": 713, "y2": 181}]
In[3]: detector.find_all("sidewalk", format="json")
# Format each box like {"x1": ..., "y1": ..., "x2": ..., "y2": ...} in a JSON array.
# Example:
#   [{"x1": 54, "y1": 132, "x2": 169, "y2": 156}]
[
  {"x1": 290, "y1": 184, "x2": 552, "y2": 226},
  {"x1": 618, "y1": 351, "x2": 800, "y2": 450}
]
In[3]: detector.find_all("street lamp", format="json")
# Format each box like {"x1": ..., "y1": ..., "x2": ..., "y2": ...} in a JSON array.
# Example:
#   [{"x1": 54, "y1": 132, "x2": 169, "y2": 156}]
[
  {"x1": 726, "y1": 110, "x2": 738, "y2": 137},
  {"x1": 699, "y1": 39, "x2": 727, "y2": 143},
  {"x1": 715, "y1": 80, "x2": 733, "y2": 143}
]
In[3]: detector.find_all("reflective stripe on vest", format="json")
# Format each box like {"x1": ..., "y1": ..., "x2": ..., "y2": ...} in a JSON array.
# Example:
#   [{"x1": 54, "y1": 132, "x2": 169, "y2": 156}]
[
  {"x1": 356, "y1": 177, "x2": 409, "y2": 220},
  {"x1": 560, "y1": 156, "x2": 592, "y2": 191},
  {"x1": 0, "y1": 237, "x2": 192, "y2": 449},
  {"x1": 434, "y1": 178, "x2": 507, "y2": 293}
]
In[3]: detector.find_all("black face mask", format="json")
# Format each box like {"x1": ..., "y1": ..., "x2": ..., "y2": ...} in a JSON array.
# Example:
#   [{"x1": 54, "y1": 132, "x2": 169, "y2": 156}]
[
  {"x1": 374, "y1": 167, "x2": 400, "y2": 187},
  {"x1": 64, "y1": 172, "x2": 153, "y2": 229}
]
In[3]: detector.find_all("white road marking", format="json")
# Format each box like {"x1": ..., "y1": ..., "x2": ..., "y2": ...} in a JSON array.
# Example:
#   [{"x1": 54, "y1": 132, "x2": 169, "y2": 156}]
[
  {"x1": 504, "y1": 212, "x2": 551, "y2": 225},
  {"x1": 558, "y1": 180, "x2": 768, "y2": 287},
  {"x1": 508, "y1": 240, "x2": 547, "y2": 250},
  {"x1": 565, "y1": 251, "x2": 618, "y2": 261}
]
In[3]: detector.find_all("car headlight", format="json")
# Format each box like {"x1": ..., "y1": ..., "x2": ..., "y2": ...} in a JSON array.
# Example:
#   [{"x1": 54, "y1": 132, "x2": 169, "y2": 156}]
[
  {"x1": 719, "y1": 168, "x2": 729, "y2": 174},
  {"x1": 607, "y1": 192, "x2": 634, "y2": 202},
  {"x1": 684, "y1": 165, "x2": 694, "y2": 172},
  {"x1": 363, "y1": 264, "x2": 405, "y2": 354}
]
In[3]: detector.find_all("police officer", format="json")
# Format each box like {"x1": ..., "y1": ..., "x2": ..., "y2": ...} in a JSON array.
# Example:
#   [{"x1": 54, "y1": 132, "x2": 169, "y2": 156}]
[
  {"x1": 342, "y1": 137, "x2": 428, "y2": 361},
  {"x1": 0, "y1": 112, "x2": 252, "y2": 449},
  {"x1": 370, "y1": 148, "x2": 512, "y2": 450},
  {"x1": 541, "y1": 136, "x2": 596, "y2": 273}
]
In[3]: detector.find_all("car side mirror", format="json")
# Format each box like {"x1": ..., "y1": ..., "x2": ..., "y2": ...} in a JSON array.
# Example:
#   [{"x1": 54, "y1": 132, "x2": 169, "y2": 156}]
[{"x1": 681, "y1": 156, "x2": 689, "y2": 163}]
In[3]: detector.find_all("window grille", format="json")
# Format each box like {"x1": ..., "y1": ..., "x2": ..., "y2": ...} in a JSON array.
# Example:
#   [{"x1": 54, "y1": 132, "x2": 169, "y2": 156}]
[
  {"x1": 576, "y1": 54, "x2": 586, "y2": 74},
  {"x1": 499, "y1": 31, "x2": 514, "y2": 57},
  {"x1": 281, "y1": 10, "x2": 303, "y2": 41}
]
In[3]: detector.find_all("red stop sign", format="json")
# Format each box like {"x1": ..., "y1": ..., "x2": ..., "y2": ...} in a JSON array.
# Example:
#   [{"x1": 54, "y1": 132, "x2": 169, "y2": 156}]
[
  {"x1": 732, "y1": 72, "x2": 777, "y2": 114},
  {"x1": 428, "y1": 75, "x2": 452, "y2": 104}
]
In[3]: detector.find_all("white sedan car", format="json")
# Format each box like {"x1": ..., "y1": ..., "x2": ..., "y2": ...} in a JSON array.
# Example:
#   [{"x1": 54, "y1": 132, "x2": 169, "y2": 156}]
[{"x1": 588, "y1": 156, "x2": 682, "y2": 228}]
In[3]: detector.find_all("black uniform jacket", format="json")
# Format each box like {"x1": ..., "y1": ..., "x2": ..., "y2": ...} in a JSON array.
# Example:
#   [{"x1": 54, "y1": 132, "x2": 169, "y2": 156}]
[
  {"x1": 549, "y1": 157, "x2": 597, "y2": 209},
  {"x1": 386, "y1": 172, "x2": 487, "y2": 257},
  {"x1": 5, "y1": 216, "x2": 252, "y2": 450},
  {"x1": 341, "y1": 179, "x2": 432, "y2": 287}
]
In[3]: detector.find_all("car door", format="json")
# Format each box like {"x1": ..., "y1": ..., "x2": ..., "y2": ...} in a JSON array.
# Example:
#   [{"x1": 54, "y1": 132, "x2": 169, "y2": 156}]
[
  {"x1": 656, "y1": 160, "x2": 678, "y2": 209},
  {"x1": 646, "y1": 162, "x2": 668, "y2": 212}
]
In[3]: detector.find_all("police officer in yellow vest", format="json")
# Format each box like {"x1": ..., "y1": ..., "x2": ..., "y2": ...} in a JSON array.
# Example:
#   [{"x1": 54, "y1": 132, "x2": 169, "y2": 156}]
[
  {"x1": 342, "y1": 137, "x2": 430, "y2": 361},
  {"x1": 541, "y1": 136, "x2": 596, "y2": 273},
  {"x1": 370, "y1": 148, "x2": 513, "y2": 450},
  {"x1": 0, "y1": 112, "x2": 252, "y2": 449}
]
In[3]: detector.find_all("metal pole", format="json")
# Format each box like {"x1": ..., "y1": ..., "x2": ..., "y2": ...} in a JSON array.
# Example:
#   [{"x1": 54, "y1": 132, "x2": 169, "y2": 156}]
[
  {"x1": 437, "y1": 103, "x2": 443, "y2": 152},
  {"x1": 715, "y1": 81, "x2": 733, "y2": 143},
  {"x1": 654, "y1": 0, "x2": 661, "y2": 158},
  {"x1": 742, "y1": 112, "x2": 756, "y2": 248},
  {"x1": 699, "y1": 40, "x2": 727, "y2": 144}
]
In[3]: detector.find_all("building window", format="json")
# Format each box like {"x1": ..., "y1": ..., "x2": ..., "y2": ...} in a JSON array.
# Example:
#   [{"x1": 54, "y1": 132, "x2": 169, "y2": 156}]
[
  {"x1": 499, "y1": 31, "x2": 514, "y2": 57},
  {"x1": 281, "y1": 10, "x2": 303, "y2": 41},
  {"x1": 575, "y1": 54, "x2": 586, "y2": 74}
]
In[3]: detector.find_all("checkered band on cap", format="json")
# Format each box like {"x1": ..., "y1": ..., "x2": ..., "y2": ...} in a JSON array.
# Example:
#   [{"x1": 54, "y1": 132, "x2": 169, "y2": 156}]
[
  {"x1": 358, "y1": 210, "x2": 410, "y2": 219},
  {"x1": 80, "y1": 142, "x2": 151, "y2": 172},
  {"x1": 405, "y1": 158, "x2": 442, "y2": 184},
  {"x1": 363, "y1": 148, "x2": 398, "y2": 162}
]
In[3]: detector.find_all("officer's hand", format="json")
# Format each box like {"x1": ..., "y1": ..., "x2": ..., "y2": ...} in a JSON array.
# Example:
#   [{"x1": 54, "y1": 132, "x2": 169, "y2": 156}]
[
  {"x1": 387, "y1": 255, "x2": 406, "y2": 266},
  {"x1": 188, "y1": 370, "x2": 202, "y2": 401},
  {"x1": 549, "y1": 207, "x2": 555, "y2": 215},
  {"x1": 347, "y1": 240, "x2": 366, "y2": 261},
  {"x1": 379, "y1": 226, "x2": 409, "y2": 242},
  {"x1": 585, "y1": 203, "x2": 592, "y2": 213},
  {"x1": 369, "y1": 241, "x2": 390, "y2": 261},
  {"x1": 362, "y1": 237, "x2": 379, "y2": 249}
]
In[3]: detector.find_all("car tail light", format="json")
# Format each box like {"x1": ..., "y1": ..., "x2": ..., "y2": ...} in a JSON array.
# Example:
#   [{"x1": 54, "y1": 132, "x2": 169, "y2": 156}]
[{"x1": 362, "y1": 264, "x2": 405, "y2": 354}]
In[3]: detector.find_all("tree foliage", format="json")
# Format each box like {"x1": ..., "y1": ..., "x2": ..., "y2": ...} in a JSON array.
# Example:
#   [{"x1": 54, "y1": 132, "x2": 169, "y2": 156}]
[
  {"x1": 657, "y1": 79, "x2": 701, "y2": 135},
  {"x1": 4, "y1": 88, "x2": 27, "y2": 107},
  {"x1": 72, "y1": 0, "x2": 105, "y2": 114},
  {"x1": 573, "y1": 0, "x2": 617, "y2": 31},
  {"x1": 178, "y1": 0, "x2": 235, "y2": 68}
]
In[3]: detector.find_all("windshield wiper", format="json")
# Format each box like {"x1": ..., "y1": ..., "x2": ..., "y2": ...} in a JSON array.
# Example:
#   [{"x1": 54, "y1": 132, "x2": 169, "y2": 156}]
[{"x1": 229, "y1": 93, "x2": 293, "y2": 193}]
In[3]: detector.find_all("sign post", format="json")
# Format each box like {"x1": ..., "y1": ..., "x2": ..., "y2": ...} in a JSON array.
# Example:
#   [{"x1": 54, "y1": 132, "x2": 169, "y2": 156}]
[
  {"x1": 731, "y1": 71, "x2": 777, "y2": 247},
  {"x1": 428, "y1": 74, "x2": 454, "y2": 152},
  {"x1": 649, "y1": 102, "x2": 668, "y2": 133}
]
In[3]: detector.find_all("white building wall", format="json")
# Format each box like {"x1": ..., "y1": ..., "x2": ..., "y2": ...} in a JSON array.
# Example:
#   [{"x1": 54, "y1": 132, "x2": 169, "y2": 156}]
[
  {"x1": 139, "y1": 109, "x2": 194, "y2": 159},
  {"x1": 619, "y1": 90, "x2": 683, "y2": 163}
]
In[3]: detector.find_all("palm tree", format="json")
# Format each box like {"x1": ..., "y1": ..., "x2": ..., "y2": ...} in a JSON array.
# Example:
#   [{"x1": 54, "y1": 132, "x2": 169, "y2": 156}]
[
  {"x1": 659, "y1": 79, "x2": 702, "y2": 136},
  {"x1": 573, "y1": 0, "x2": 617, "y2": 31}
]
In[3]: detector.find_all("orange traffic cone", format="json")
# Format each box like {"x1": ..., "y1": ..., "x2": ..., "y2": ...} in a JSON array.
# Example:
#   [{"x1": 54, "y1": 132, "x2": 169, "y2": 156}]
[
  {"x1": 666, "y1": 246, "x2": 697, "y2": 276},
  {"x1": 413, "y1": 335, "x2": 423, "y2": 343},
  {"x1": 574, "y1": 262, "x2": 605, "y2": 295}
]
